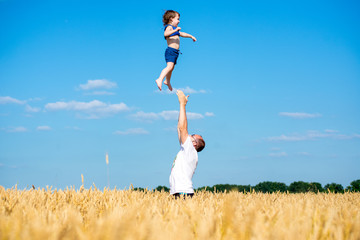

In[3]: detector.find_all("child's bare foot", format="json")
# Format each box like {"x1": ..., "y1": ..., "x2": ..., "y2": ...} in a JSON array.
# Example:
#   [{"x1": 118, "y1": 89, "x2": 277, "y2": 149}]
[
  {"x1": 155, "y1": 79, "x2": 162, "y2": 91},
  {"x1": 164, "y1": 81, "x2": 173, "y2": 91}
]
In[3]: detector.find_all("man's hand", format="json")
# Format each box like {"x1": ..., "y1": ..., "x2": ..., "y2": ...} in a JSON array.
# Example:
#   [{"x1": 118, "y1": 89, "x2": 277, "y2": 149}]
[
  {"x1": 176, "y1": 90, "x2": 189, "y2": 106},
  {"x1": 191, "y1": 36, "x2": 197, "y2": 42}
]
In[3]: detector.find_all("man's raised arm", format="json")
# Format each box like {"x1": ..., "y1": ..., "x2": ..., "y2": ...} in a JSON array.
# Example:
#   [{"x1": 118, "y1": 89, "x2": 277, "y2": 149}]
[{"x1": 176, "y1": 90, "x2": 189, "y2": 144}]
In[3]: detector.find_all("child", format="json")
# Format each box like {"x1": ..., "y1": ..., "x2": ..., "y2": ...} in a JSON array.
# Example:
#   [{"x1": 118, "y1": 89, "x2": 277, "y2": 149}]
[{"x1": 155, "y1": 10, "x2": 197, "y2": 91}]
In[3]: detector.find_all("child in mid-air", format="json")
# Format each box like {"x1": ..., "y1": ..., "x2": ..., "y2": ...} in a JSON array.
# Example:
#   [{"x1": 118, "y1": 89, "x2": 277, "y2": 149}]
[{"x1": 155, "y1": 10, "x2": 197, "y2": 91}]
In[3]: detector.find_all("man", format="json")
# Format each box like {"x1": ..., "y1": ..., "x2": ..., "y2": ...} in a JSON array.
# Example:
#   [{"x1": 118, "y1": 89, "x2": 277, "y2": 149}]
[{"x1": 169, "y1": 90, "x2": 205, "y2": 198}]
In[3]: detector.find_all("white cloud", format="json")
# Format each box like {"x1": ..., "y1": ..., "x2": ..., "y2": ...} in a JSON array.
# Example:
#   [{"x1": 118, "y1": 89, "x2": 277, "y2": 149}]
[
  {"x1": 130, "y1": 111, "x2": 160, "y2": 121},
  {"x1": 186, "y1": 112, "x2": 204, "y2": 120},
  {"x1": 269, "y1": 152, "x2": 288, "y2": 157},
  {"x1": 114, "y1": 128, "x2": 149, "y2": 135},
  {"x1": 267, "y1": 130, "x2": 360, "y2": 142},
  {"x1": 279, "y1": 112, "x2": 322, "y2": 119},
  {"x1": 0, "y1": 96, "x2": 26, "y2": 105},
  {"x1": 84, "y1": 91, "x2": 116, "y2": 96},
  {"x1": 157, "y1": 86, "x2": 208, "y2": 95},
  {"x1": 0, "y1": 97, "x2": 42, "y2": 115},
  {"x1": 27, "y1": 97, "x2": 43, "y2": 102},
  {"x1": 205, "y1": 112, "x2": 215, "y2": 117},
  {"x1": 331, "y1": 133, "x2": 360, "y2": 140},
  {"x1": 267, "y1": 134, "x2": 308, "y2": 142},
  {"x1": 158, "y1": 110, "x2": 179, "y2": 120},
  {"x1": 37, "y1": 126, "x2": 51, "y2": 131},
  {"x1": 324, "y1": 129, "x2": 339, "y2": 133},
  {"x1": 131, "y1": 110, "x2": 205, "y2": 122},
  {"x1": 45, "y1": 100, "x2": 104, "y2": 111},
  {"x1": 45, "y1": 100, "x2": 129, "y2": 118},
  {"x1": 79, "y1": 79, "x2": 117, "y2": 90},
  {"x1": 6, "y1": 127, "x2": 28, "y2": 132},
  {"x1": 270, "y1": 147, "x2": 281, "y2": 151},
  {"x1": 25, "y1": 105, "x2": 41, "y2": 113},
  {"x1": 178, "y1": 86, "x2": 207, "y2": 94}
]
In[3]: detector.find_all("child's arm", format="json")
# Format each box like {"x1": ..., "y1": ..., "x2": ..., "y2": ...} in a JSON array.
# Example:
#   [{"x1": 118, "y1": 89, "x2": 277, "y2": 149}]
[
  {"x1": 164, "y1": 26, "x2": 181, "y2": 38},
  {"x1": 180, "y1": 32, "x2": 197, "y2": 42}
]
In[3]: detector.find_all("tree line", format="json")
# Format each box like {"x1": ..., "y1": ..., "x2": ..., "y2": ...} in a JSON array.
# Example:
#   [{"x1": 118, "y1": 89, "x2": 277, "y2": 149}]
[{"x1": 135, "y1": 179, "x2": 360, "y2": 193}]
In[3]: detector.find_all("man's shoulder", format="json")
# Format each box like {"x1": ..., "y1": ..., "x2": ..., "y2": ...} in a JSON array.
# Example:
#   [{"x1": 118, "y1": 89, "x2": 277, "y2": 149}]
[
  {"x1": 180, "y1": 135, "x2": 191, "y2": 146},
  {"x1": 181, "y1": 136, "x2": 197, "y2": 153}
]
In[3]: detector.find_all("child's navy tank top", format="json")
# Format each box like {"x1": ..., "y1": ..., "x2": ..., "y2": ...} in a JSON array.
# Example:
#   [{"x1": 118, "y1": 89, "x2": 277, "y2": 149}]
[{"x1": 164, "y1": 24, "x2": 180, "y2": 39}]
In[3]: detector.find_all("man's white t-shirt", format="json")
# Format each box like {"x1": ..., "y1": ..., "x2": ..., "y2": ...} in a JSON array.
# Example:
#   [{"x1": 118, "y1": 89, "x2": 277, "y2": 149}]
[{"x1": 169, "y1": 135, "x2": 198, "y2": 194}]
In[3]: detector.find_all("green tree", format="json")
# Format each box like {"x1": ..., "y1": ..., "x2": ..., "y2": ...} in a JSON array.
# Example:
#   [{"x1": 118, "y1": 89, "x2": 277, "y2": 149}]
[
  {"x1": 196, "y1": 186, "x2": 214, "y2": 192},
  {"x1": 324, "y1": 183, "x2": 344, "y2": 193},
  {"x1": 155, "y1": 186, "x2": 170, "y2": 192},
  {"x1": 288, "y1": 181, "x2": 311, "y2": 193},
  {"x1": 308, "y1": 182, "x2": 324, "y2": 193},
  {"x1": 213, "y1": 184, "x2": 240, "y2": 192},
  {"x1": 133, "y1": 187, "x2": 145, "y2": 192},
  {"x1": 197, "y1": 185, "x2": 251, "y2": 193},
  {"x1": 347, "y1": 179, "x2": 360, "y2": 192},
  {"x1": 237, "y1": 185, "x2": 252, "y2": 192},
  {"x1": 254, "y1": 181, "x2": 287, "y2": 193}
]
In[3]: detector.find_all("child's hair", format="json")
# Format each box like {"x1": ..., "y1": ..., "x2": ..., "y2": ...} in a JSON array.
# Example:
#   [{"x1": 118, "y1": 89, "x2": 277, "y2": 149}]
[{"x1": 163, "y1": 10, "x2": 180, "y2": 26}]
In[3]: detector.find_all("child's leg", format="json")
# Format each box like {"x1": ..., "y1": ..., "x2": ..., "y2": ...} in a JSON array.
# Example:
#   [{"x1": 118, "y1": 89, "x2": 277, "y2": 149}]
[
  {"x1": 164, "y1": 70, "x2": 173, "y2": 91},
  {"x1": 155, "y1": 62, "x2": 174, "y2": 91}
]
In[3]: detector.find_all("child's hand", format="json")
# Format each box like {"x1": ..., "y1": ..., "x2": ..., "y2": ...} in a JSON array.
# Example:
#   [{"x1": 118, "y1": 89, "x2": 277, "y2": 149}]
[
  {"x1": 176, "y1": 27, "x2": 181, "y2": 32},
  {"x1": 192, "y1": 36, "x2": 197, "y2": 42}
]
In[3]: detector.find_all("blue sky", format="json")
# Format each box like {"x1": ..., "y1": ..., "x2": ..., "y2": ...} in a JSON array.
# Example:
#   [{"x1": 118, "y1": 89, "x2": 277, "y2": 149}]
[{"x1": 1, "y1": 0, "x2": 359, "y2": 189}]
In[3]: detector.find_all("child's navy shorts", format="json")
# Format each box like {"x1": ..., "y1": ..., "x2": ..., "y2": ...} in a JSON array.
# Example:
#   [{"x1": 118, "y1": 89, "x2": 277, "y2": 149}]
[{"x1": 165, "y1": 47, "x2": 180, "y2": 65}]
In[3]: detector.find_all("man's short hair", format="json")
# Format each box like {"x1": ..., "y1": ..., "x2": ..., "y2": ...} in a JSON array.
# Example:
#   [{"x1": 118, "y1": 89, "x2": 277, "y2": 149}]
[{"x1": 196, "y1": 137, "x2": 205, "y2": 152}]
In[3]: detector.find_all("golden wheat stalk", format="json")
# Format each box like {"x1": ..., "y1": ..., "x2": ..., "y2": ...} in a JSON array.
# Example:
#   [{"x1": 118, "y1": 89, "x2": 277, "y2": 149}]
[
  {"x1": 1, "y1": 187, "x2": 359, "y2": 240},
  {"x1": 106, "y1": 152, "x2": 110, "y2": 188}
]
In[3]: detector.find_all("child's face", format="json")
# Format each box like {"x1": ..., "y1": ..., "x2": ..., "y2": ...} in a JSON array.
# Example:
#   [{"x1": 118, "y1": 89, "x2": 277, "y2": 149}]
[{"x1": 170, "y1": 14, "x2": 180, "y2": 27}]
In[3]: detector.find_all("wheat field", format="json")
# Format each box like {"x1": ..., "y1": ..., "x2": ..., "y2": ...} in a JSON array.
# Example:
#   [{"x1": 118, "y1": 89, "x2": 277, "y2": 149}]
[{"x1": 1, "y1": 186, "x2": 359, "y2": 240}]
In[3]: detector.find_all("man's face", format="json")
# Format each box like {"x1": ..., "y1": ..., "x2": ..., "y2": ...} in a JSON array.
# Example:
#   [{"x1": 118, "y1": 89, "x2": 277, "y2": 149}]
[{"x1": 191, "y1": 134, "x2": 203, "y2": 149}]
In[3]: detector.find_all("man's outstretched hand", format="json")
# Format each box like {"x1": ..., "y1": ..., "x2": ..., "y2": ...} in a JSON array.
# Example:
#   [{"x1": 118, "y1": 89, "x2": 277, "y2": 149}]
[{"x1": 176, "y1": 90, "x2": 189, "y2": 106}]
